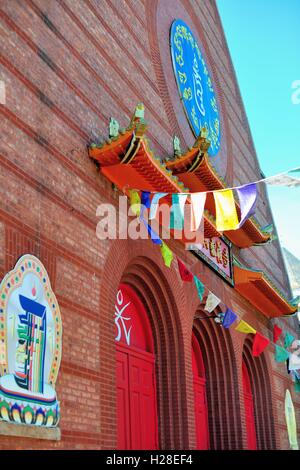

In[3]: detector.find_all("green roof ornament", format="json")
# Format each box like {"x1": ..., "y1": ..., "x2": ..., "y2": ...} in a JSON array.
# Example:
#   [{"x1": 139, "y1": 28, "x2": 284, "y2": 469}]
[
  {"x1": 200, "y1": 127, "x2": 208, "y2": 139},
  {"x1": 173, "y1": 135, "x2": 182, "y2": 157},
  {"x1": 134, "y1": 103, "x2": 145, "y2": 119},
  {"x1": 109, "y1": 117, "x2": 120, "y2": 138}
]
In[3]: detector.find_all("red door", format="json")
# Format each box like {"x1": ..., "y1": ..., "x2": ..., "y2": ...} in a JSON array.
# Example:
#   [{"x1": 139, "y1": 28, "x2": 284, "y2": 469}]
[
  {"x1": 192, "y1": 332, "x2": 209, "y2": 449},
  {"x1": 242, "y1": 361, "x2": 257, "y2": 450},
  {"x1": 115, "y1": 284, "x2": 158, "y2": 450}
]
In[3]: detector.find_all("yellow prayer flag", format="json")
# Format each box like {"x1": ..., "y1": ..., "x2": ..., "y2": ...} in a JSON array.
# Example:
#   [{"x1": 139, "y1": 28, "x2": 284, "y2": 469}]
[
  {"x1": 214, "y1": 189, "x2": 239, "y2": 231},
  {"x1": 235, "y1": 320, "x2": 256, "y2": 335},
  {"x1": 128, "y1": 189, "x2": 141, "y2": 216}
]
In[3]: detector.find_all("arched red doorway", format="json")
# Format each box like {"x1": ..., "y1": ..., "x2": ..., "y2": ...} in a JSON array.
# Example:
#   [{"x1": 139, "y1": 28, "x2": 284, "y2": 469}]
[
  {"x1": 242, "y1": 360, "x2": 257, "y2": 450},
  {"x1": 192, "y1": 332, "x2": 209, "y2": 449},
  {"x1": 115, "y1": 283, "x2": 158, "y2": 450}
]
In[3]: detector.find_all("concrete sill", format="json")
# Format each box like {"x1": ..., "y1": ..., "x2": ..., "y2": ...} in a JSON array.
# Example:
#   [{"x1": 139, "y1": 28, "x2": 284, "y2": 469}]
[{"x1": 0, "y1": 421, "x2": 61, "y2": 441}]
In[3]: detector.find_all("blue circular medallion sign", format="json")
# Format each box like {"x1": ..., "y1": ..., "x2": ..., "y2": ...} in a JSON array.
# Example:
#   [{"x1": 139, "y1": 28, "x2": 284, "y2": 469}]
[{"x1": 170, "y1": 19, "x2": 221, "y2": 156}]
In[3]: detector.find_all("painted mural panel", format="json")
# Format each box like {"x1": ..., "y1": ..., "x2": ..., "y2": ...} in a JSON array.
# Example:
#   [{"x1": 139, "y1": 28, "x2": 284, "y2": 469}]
[{"x1": 0, "y1": 255, "x2": 62, "y2": 427}]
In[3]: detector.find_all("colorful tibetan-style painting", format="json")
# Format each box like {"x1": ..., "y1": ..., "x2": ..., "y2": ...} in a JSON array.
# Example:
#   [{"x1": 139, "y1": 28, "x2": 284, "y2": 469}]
[{"x1": 0, "y1": 255, "x2": 62, "y2": 427}]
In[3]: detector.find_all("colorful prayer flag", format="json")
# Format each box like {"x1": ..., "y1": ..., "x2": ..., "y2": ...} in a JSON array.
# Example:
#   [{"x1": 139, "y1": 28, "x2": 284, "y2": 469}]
[
  {"x1": 160, "y1": 242, "x2": 173, "y2": 268},
  {"x1": 236, "y1": 183, "x2": 258, "y2": 228},
  {"x1": 145, "y1": 223, "x2": 162, "y2": 244},
  {"x1": 252, "y1": 332, "x2": 270, "y2": 357},
  {"x1": 273, "y1": 324, "x2": 282, "y2": 343},
  {"x1": 289, "y1": 353, "x2": 300, "y2": 371},
  {"x1": 266, "y1": 174, "x2": 300, "y2": 187},
  {"x1": 214, "y1": 189, "x2": 239, "y2": 231},
  {"x1": 170, "y1": 194, "x2": 187, "y2": 229},
  {"x1": 204, "y1": 292, "x2": 221, "y2": 313},
  {"x1": 141, "y1": 191, "x2": 151, "y2": 208},
  {"x1": 128, "y1": 189, "x2": 141, "y2": 216},
  {"x1": 294, "y1": 374, "x2": 300, "y2": 393},
  {"x1": 190, "y1": 192, "x2": 206, "y2": 232},
  {"x1": 275, "y1": 345, "x2": 289, "y2": 362},
  {"x1": 222, "y1": 308, "x2": 237, "y2": 329},
  {"x1": 235, "y1": 320, "x2": 256, "y2": 335},
  {"x1": 194, "y1": 276, "x2": 205, "y2": 302},
  {"x1": 149, "y1": 193, "x2": 167, "y2": 220},
  {"x1": 284, "y1": 332, "x2": 295, "y2": 349},
  {"x1": 177, "y1": 257, "x2": 193, "y2": 282}
]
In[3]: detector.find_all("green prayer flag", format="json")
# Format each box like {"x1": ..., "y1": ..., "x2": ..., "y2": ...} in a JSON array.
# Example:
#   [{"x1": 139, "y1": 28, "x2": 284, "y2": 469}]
[
  {"x1": 284, "y1": 332, "x2": 295, "y2": 349},
  {"x1": 160, "y1": 242, "x2": 173, "y2": 268},
  {"x1": 295, "y1": 375, "x2": 300, "y2": 393},
  {"x1": 275, "y1": 345, "x2": 290, "y2": 362},
  {"x1": 194, "y1": 276, "x2": 205, "y2": 302},
  {"x1": 170, "y1": 194, "x2": 186, "y2": 230}
]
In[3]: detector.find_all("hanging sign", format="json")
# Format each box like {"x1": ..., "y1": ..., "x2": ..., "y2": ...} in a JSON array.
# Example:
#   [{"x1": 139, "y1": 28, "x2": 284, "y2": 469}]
[
  {"x1": 170, "y1": 19, "x2": 221, "y2": 156},
  {"x1": 190, "y1": 236, "x2": 234, "y2": 286},
  {"x1": 0, "y1": 255, "x2": 62, "y2": 427}
]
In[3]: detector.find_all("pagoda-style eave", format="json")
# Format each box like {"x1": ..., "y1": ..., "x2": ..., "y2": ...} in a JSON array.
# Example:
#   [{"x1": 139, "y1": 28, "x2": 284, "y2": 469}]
[
  {"x1": 88, "y1": 105, "x2": 270, "y2": 249},
  {"x1": 234, "y1": 264, "x2": 297, "y2": 318}
]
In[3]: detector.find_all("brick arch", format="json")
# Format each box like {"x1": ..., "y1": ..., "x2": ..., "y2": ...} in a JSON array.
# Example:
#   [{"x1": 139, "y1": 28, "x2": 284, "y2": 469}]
[
  {"x1": 243, "y1": 337, "x2": 277, "y2": 450},
  {"x1": 99, "y1": 238, "x2": 191, "y2": 449},
  {"x1": 192, "y1": 307, "x2": 243, "y2": 449}
]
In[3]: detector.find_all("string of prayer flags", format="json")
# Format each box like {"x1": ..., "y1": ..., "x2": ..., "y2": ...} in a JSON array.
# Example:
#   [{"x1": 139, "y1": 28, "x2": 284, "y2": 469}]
[
  {"x1": 275, "y1": 345, "x2": 290, "y2": 362},
  {"x1": 177, "y1": 257, "x2": 193, "y2": 282},
  {"x1": 236, "y1": 183, "x2": 258, "y2": 228},
  {"x1": 204, "y1": 292, "x2": 221, "y2": 313},
  {"x1": 190, "y1": 192, "x2": 206, "y2": 232},
  {"x1": 170, "y1": 194, "x2": 187, "y2": 230},
  {"x1": 160, "y1": 242, "x2": 173, "y2": 268},
  {"x1": 141, "y1": 191, "x2": 151, "y2": 208},
  {"x1": 214, "y1": 189, "x2": 239, "y2": 231},
  {"x1": 284, "y1": 332, "x2": 295, "y2": 349},
  {"x1": 194, "y1": 276, "x2": 205, "y2": 302},
  {"x1": 149, "y1": 193, "x2": 167, "y2": 220},
  {"x1": 252, "y1": 332, "x2": 270, "y2": 357},
  {"x1": 128, "y1": 189, "x2": 141, "y2": 216},
  {"x1": 235, "y1": 320, "x2": 256, "y2": 335},
  {"x1": 273, "y1": 324, "x2": 282, "y2": 343},
  {"x1": 222, "y1": 308, "x2": 237, "y2": 329}
]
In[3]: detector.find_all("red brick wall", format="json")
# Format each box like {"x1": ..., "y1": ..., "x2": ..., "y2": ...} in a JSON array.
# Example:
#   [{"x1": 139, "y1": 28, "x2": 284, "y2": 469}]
[{"x1": 0, "y1": 0, "x2": 298, "y2": 449}]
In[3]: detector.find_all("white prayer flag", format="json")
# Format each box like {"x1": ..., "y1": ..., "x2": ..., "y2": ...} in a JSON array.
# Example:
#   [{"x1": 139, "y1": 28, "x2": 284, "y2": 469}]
[
  {"x1": 204, "y1": 292, "x2": 221, "y2": 313},
  {"x1": 266, "y1": 174, "x2": 300, "y2": 187},
  {"x1": 289, "y1": 353, "x2": 300, "y2": 371}
]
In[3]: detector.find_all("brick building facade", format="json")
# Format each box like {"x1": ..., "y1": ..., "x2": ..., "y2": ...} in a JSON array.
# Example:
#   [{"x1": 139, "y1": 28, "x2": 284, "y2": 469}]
[{"x1": 0, "y1": 0, "x2": 299, "y2": 450}]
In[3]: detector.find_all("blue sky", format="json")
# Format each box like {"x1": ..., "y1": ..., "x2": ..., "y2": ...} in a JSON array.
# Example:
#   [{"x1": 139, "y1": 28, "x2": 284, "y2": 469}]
[{"x1": 217, "y1": 0, "x2": 300, "y2": 258}]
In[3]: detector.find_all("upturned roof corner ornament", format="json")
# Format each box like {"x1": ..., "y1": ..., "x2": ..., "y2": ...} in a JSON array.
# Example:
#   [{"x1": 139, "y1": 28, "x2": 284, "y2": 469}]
[
  {"x1": 109, "y1": 117, "x2": 120, "y2": 138},
  {"x1": 193, "y1": 127, "x2": 211, "y2": 153},
  {"x1": 173, "y1": 135, "x2": 182, "y2": 158},
  {"x1": 131, "y1": 103, "x2": 147, "y2": 137}
]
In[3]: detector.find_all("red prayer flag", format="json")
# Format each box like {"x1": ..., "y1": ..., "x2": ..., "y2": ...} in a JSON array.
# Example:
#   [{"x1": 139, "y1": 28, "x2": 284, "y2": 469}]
[
  {"x1": 177, "y1": 257, "x2": 193, "y2": 282},
  {"x1": 252, "y1": 332, "x2": 270, "y2": 357},
  {"x1": 273, "y1": 324, "x2": 282, "y2": 343}
]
